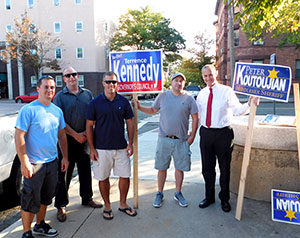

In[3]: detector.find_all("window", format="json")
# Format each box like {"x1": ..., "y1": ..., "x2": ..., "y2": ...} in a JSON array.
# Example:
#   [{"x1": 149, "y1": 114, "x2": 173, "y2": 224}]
[
  {"x1": 234, "y1": 30, "x2": 239, "y2": 46},
  {"x1": 252, "y1": 60, "x2": 264, "y2": 64},
  {"x1": 78, "y1": 75, "x2": 84, "y2": 87},
  {"x1": 31, "y1": 76, "x2": 37, "y2": 87},
  {"x1": 75, "y1": 0, "x2": 81, "y2": 4},
  {"x1": 54, "y1": 22, "x2": 61, "y2": 33},
  {"x1": 5, "y1": 0, "x2": 11, "y2": 10},
  {"x1": 104, "y1": 23, "x2": 108, "y2": 33},
  {"x1": 56, "y1": 76, "x2": 62, "y2": 87},
  {"x1": 54, "y1": 0, "x2": 60, "y2": 6},
  {"x1": 29, "y1": 24, "x2": 36, "y2": 33},
  {"x1": 253, "y1": 40, "x2": 264, "y2": 46},
  {"x1": 296, "y1": 60, "x2": 300, "y2": 78},
  {"x1": 76, "y1": 48, "x2": 84, "y2": 59},
  {"x1": 28, "y1": 0, "x2": 34, "y2": 8},
  {"x1": 55, "y1": 48, "x2": 62, "y2": 59},
  {"x1": 75, "y1": 21, "x2": 83, "y2": 32},
  {"x1": 6, "y1": 25, "x2": 12, "y2": 33}
]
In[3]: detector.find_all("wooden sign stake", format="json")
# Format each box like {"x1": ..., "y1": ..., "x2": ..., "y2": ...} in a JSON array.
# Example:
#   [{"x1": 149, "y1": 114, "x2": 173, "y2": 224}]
[
  {"x1": 293, "y1": 83, "x2": 300, "y2": 169},
  {"x1": 133, "y1": 94, "x2": 139, "y2": 208},
  {"x1": 235, "y1": 100, "x2": 257, "y2": 220}
]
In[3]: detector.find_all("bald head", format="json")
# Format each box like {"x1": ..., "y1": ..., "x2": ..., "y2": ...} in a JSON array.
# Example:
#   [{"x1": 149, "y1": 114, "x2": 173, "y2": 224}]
[{"x1": 63, "y1": 67, "x2": 77, "y2": 76}]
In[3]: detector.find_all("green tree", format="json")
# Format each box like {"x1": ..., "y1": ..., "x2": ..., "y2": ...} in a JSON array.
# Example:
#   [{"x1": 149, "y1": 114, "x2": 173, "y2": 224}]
[
  {"x1": 0, "y1": 12, "x2": 61, "y2": 79},
  {"x1": 110, "y1": 6, "x2": 186, "y2": 63},
  {"x1": 229, "y1": 0, "x2": 300, "y2": 46},
  {"x1": 176, "y1": 33, "x2": 215, "y2": 88}
]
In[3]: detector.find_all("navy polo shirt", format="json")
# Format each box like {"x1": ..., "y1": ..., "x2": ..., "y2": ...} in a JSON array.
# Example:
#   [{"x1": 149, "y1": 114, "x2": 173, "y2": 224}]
[{"x1": 86, "y1": 93, "x2": 134, "y2": 150}]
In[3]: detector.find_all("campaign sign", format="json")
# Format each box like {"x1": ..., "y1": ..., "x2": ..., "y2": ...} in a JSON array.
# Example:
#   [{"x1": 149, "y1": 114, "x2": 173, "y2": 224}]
[
  {"x1": 272, "y1": 189, "x2": 300, "y2": 225},
  {"x1": 233, "y1": 62, "x2": 292, "y2": 102},
  {"x1": 109, "y1": 50, "x2": 163, "y2": 94}
]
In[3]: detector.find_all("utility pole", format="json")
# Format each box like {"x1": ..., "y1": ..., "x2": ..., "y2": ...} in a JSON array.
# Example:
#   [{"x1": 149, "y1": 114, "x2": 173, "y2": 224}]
[{"x1": 228, "y1": 2, "x2": 235, "y2": 86}]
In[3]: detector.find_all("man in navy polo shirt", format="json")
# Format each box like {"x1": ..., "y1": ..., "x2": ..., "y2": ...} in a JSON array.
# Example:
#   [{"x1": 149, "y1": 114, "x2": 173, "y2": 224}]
[{"x1": 86, "y1": 71, "x2": 136, "y2": 220}]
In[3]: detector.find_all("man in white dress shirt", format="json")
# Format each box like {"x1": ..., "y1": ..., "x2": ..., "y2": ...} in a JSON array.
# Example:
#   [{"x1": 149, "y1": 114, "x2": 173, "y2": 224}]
[{"x1": 196, "y1": 64, "x2": 258, "y2": 212}]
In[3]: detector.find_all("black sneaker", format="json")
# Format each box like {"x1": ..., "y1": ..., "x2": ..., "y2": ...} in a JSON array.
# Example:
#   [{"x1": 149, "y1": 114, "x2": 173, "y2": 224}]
[
  {"x1": 22, "y1": 230, "x2": 35, "y2": 238},
  {"x1": 33, "y1": 220, "x2": 58, "y2": 237}
]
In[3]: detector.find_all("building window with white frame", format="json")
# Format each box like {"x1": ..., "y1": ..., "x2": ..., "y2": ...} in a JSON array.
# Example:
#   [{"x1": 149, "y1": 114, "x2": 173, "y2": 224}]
[
  {"x1": 75, "y1": 21, "x2": 83, "y2": 32},
  {"x1": 55, "y1": 48, "x2": 62, "y2": 59},
  {"x1": 75, "y1": 0, "x2": 81, "y2": 4},
  {"x1": 296, "y1": 60, "x2": 300, "y2": 78},
  {"x1": 28, "y1": 0, "x2": 34, "y2": 8},
  {"x1": 56, "y1": 75, "x2": 63, "y2": 87},
  {"x1": 29, "y1": 24, "x2": 36, "y2": 33},
  {"x1": 104, "y1": 22, "x2": 109, "y2": 34},
  {"x1": 76, "y1": 48, "x2": 84, "y2": 59},
  {"x1": 5, "y1": 0, "x2": 11, "y2": 10},
  {"x1": 54, "y1": 0, "x2": 60, "y2": 6},
  {"x1": 31, "y1": 76, "x2": 37, "y2": 87},
  {"x1": 6, "y1": 25, "x2": 12, "y2": 33},
  {"x1": 78, "y1": 75, "x2": 84, "y2": 87},
  {"x1": 54, "y1": 22, "x2": 61, "y2": 33}
]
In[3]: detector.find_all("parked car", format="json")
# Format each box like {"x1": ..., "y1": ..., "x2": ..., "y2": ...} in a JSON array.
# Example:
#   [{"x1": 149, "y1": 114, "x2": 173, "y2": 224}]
[
  {"x1": 15, "y1": 92, "x2": 55, "y2": 103},
  {"x1": 0, "y1": 110, "x2": 22, "y2": 200},
  {"x1": 15, "y1": 91, "x2": 38, "y2": 103},
  {"x1": 185, "y1": 85, "x2": 201, "y2": 99}
]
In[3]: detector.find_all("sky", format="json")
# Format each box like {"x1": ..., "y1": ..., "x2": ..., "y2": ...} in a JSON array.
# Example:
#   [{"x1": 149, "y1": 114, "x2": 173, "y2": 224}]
[{"x1": 95, "y1": 0, "x2": 217, "y2": 56}]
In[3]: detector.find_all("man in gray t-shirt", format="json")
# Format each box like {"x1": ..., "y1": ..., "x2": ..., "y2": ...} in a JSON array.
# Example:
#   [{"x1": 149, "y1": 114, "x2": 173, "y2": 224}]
[{"x1": 135, "y1": 73, "x2": 198, "y2": 208}]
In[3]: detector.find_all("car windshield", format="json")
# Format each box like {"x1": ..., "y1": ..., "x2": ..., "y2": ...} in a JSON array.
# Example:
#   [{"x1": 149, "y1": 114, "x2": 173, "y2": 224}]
[
  {"x1": 186, "y1": 85, "x2": 200, "y2": 91},
  {"x1": 29, "y1": 92, "x2": 38, "y2": 95}
]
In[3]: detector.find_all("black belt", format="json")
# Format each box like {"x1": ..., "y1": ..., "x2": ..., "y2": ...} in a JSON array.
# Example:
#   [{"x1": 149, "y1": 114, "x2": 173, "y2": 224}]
[{"x1": 166, "y1": 135, "x2": 179, "y2": 139}]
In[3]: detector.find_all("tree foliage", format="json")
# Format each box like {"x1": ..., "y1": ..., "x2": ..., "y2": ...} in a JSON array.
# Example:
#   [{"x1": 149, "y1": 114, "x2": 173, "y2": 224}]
[
  {"x1": 0, "y1": 12, "x2": 61, "y2": 78},
  {"x1": 229, "y1": 0, "x2": 300, "y2": 46},
  {"x1": 176, "y1": 33, "x2": 215, "y2": 88},
  {"x1": 110, "y1": 6, "x2": 186, "y2": 63}
]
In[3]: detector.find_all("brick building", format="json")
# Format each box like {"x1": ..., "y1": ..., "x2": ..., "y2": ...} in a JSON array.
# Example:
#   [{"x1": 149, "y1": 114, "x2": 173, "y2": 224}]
[{"x1": 214, "y1": 0, "x2": 300, "y2": 86}]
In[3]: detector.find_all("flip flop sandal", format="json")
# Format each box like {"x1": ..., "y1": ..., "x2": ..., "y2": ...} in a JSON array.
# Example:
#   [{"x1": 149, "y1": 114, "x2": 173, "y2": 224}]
[
  {"x1": 118, "y1": 207, "x2": 137, "y2": 217},
  {"x1": 103, "y1": 210, "x2": 114, "y2": 220}
]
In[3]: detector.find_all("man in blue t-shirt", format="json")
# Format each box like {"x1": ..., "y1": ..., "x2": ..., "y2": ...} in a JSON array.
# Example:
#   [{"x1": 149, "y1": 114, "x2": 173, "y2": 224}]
[
  {"x1": 86, "y1": 72, "x2": 136, "y2": 220},
  {"x1": 15, "y1": 75, "x2": 68, "y2": 238}
]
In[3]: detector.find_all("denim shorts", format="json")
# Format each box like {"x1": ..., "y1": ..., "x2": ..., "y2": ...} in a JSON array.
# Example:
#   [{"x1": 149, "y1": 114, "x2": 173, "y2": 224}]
[
  {"x1": 21, "y1": 159, "x2": 58, "y2": 214},
  {"x1": 155, "y1": 136, "x2": 192, "y2": 171}
]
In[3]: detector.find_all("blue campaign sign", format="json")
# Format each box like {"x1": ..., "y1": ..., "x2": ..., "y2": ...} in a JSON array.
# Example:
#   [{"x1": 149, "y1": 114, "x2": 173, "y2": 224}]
[
  {"x1": 272, "y1": 189, "x2": 300, "y2": 225},
  {"x1": 233, "y1": 62, "x2": 292, "y2": 102},
  {"x1": 109, "y1": 50, "x2": 163, "y2": 94}
]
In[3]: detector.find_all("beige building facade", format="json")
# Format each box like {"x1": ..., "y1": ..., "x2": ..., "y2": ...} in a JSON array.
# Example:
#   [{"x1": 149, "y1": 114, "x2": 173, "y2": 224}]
[{"x1": 0, "y1": 0, "x2": 114, "y2": 99}]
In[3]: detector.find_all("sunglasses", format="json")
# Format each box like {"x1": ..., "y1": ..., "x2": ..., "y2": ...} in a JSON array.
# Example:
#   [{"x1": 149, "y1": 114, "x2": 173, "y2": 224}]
[
  {"x1": 39, "y1": 75, "x2": 54, "y2": 80},
  {"x1": 64, "y1": 73, "x2": 77, "y2": 78},
  {"x1": 104, "y1": 80, "x2": 118, "y2": 84}
]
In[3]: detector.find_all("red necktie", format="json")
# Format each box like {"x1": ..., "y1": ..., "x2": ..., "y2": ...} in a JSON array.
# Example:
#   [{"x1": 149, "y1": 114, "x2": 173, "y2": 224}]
[{"x1": 206, "y1": 87, "x2": 213, "y2": 128}]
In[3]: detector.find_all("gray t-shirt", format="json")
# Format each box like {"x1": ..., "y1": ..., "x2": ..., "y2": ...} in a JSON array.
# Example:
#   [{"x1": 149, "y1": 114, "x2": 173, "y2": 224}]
[{"x1": 153, "y1": 90, "x2": 198, "y2": 139}]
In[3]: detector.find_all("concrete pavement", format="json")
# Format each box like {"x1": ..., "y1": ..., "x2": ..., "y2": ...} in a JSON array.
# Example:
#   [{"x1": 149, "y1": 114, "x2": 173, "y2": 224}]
[{"x1": 1, "y1": 114, "x2": 299, "y2": 237}]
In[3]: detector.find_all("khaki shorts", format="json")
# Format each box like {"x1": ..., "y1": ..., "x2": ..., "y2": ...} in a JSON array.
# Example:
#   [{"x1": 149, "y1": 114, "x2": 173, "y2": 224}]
[
  {"x1": 155, "y1": 136, "x2": 192, "y2": 171},
  {"x1": 92, "y1": 149, "x2": 131, "y2": 181}
]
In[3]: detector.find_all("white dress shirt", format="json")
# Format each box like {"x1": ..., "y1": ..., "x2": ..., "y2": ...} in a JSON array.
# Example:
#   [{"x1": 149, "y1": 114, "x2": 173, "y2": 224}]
[{"x1": 196, "y1": 83, "x2": 249, "y2": 128}]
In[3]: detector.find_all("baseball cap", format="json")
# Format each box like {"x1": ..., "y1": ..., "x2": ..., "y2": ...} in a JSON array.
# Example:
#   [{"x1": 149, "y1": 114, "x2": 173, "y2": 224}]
[{"x1": 171, "y1": 72, "x2": 186, "y2": 81}]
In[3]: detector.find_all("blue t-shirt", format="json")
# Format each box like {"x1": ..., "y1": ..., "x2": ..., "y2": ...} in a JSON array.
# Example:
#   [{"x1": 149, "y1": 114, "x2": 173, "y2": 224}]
[
  {"x1": 86, "y1": 93, "x2": 134, "y2": 150},
  {"x1": 15, "y1": 100, "x2": 66, "y2": 164}
]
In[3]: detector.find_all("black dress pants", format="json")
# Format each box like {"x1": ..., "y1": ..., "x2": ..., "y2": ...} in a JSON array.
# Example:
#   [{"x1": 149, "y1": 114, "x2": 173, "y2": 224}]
[
  {"x1": 200, "y1": 126, "x2": 234, "y2": 202},
  {"x1": 55, "y1": 135, "x2": 93, "y2": 208}
]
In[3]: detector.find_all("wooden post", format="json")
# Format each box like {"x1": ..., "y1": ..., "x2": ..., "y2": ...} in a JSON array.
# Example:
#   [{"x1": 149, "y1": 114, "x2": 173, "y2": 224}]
[
  {"x1": 235, "y1": 100, "x2": 257, "y2": 220},
  {"x1": 293, "y1": 83, "x2": 300, "y2": 169},
  {"x1": 132, "y1": 94, "x2": 139, "y2": 208}
]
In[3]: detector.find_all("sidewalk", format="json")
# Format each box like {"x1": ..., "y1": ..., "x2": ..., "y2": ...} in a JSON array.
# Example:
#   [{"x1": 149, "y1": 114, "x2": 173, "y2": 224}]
[{"x1": 1, "y1": 116, "x2": 299, "y2": 238}]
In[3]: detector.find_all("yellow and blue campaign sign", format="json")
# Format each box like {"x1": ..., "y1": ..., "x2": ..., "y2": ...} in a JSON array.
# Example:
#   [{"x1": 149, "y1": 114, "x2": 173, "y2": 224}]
[
  {"x1": 272, "y1": 189, "x2": 300, "y2": 225},
  {"x1": 109, "y1": 49, "x2": 163, "y2": 94},
  {"x1": 233, "y1": 62, "x2": 292, "y2": 102}
]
